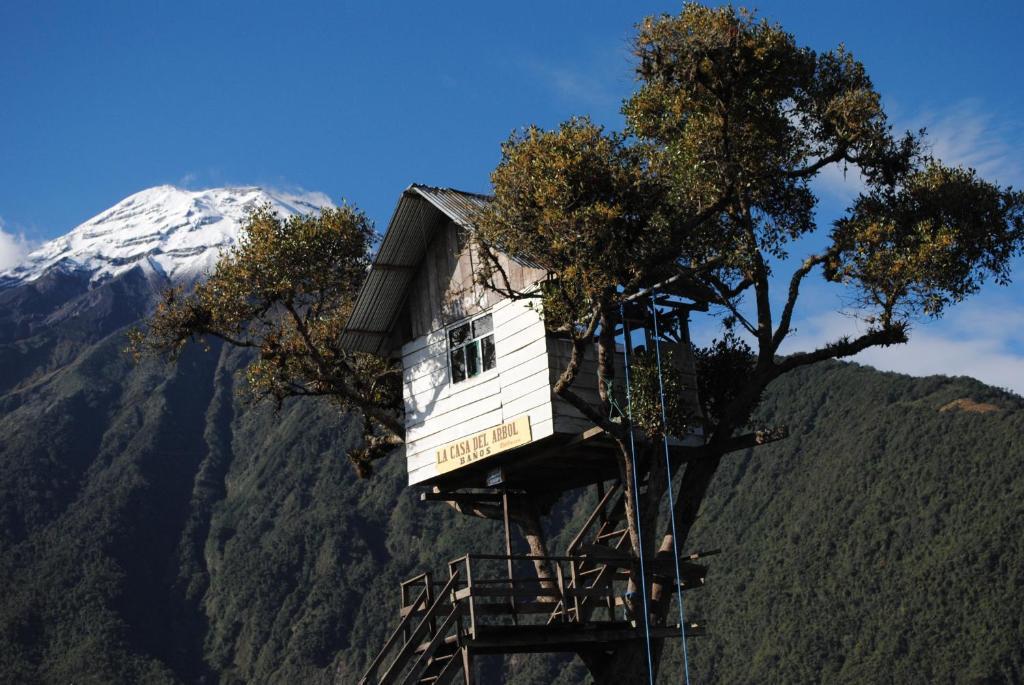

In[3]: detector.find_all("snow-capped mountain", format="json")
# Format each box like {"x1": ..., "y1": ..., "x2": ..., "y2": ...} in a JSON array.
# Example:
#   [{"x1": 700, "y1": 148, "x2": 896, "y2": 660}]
[{"x1": 0, "y1": 185, "x2": 333, "y2": 287}]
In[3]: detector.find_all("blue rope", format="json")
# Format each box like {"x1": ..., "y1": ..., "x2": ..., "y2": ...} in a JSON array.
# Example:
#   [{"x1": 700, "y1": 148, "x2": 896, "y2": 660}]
[
  {"x1": 619, "y1": 303, "x2": 656, "y2": 685},
  {"x1": 649, "y1": 292, "x2": 692, "y2": 685}
]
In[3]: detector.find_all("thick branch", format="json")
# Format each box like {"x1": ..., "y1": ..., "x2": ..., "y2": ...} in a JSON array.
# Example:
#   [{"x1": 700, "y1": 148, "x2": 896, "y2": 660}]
[
  {"x1": 771, "y1": 250, "x2": 834, "y2": 352},
  {"x1": 284, "y1": 301, "x2": 405, "y2": 437},
  {"x1": 776, "y1": 323, "x2": 909, "y2": 373},
  {"x1": 596, "y1": 304, "x2": 616, "y2": 414},
  {"x1": 738, "y1": 194, "x2": 774, "y2": 364},
  {"x1": 552, "y1": 308, "x2": 623, "y2": 437},
  {"x1": 785, "y1": 145, "x2": 849, "y2": 179}
]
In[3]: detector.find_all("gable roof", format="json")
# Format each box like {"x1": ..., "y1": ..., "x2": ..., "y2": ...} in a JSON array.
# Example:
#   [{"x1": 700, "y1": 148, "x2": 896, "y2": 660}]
[{"x1": 339, "y1": 184, "x2": 492, "y2": 356}]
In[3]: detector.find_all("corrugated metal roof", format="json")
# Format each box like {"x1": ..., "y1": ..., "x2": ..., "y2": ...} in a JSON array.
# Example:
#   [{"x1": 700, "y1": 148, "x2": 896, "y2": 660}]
[
  {"x1": 412, "y1": 184, "x2": 544, "y2": 270},
  {"x1": 412, "y1": 184, "x2": 491, "y2": 229},
  {"x1": 339, "y1": 185, "x2": 492, "y2": 356}
]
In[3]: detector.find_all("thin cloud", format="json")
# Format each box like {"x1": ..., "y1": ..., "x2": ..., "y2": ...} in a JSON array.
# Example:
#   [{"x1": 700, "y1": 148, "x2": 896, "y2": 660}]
[
  {"x1": 781, "y1": 302, "x2": 1024, "y2": 397},
  {"x1": 264, "y1": 185, "x2": 334, "y2": 211},
  {"x1": 813, "y1": 98, "x2": 1024, "y2": 205},
  {"x1": 0, "y1": 218, "x2": 35, "y2": 272},
  {"x1": 526, "y1": 59, "x2": 622, "y2": 111},
  {"x1": 921, "y1": 99, "x2": 1024, "y2": 186},
  {"x1": 521, "y1": 42, "x2": 635, "y2": 117}
]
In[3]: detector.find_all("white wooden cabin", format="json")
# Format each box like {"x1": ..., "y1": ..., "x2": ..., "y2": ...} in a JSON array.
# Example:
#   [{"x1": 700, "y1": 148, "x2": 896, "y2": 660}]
[{"x1": 340, "y1": 185, "x2": 701, "y2": 492}]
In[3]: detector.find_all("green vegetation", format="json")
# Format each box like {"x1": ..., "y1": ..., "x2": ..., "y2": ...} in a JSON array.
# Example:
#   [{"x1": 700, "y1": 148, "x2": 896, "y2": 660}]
[
  {"x1": 1, "y1": 266, "x2": 1021, "y2": 683},
  {"x1": 128, "y1": 203, "x2": 404, "y2": 478}
]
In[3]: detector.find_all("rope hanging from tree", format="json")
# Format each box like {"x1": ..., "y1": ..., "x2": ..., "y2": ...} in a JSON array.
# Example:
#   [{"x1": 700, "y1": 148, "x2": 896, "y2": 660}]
[
  {"x1": 649, "y1": 290, "x2": 693, "y2": 684},
  {"x1": 620, "y1": 302, "x2": 657, "y2": 685}
]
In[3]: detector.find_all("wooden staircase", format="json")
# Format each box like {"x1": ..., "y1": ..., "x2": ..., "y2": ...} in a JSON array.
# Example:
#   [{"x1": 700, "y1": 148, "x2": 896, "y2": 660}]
[
  {"x1": 360, "y1": 481, "x2": 713, "y2": 685},
  {"x1": 359, "y1": 572, "x2": 470, "y2": 685}
]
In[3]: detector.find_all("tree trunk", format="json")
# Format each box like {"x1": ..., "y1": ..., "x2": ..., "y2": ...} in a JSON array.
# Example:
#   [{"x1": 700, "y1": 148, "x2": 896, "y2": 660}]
[
  {"x1": 519, "y1": 499, "x2": 556, "y2": 594},
  {"x1": 582, "y1": 450, "x2": 726, "y2": 684}
]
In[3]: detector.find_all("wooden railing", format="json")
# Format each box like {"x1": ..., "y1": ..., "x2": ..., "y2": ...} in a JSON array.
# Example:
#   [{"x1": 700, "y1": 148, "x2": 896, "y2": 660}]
[
  {"x1": 359, "y1": 571, "x2": 463, "y2": 685},
  {"x1": 441, "y1": 553, "x2": 626, "y2": 636}
]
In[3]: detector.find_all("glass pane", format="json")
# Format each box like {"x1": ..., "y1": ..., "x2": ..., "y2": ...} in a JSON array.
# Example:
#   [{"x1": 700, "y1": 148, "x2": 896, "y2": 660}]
[
  {"x1": 481, "y1": 335, "x2": 496, "y2": 371},
  {"x1": 450, "y1": 348, "x2": 466, "y2": 383},
  {"x1": 449, "y1": 323, "x2": 470, "y2": 347},
  {"x1": 472, "y1": 314, "x2": 493, "y2": 338},
  {"x1": 466, "y1": 340, "x2": 481, "y2": 378}
]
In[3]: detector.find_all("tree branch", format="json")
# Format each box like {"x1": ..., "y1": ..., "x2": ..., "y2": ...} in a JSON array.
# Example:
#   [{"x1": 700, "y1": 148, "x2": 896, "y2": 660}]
[
  {"x1": 785, "y1": 145, "x2": 849, "y2": 179},
  {"x1": 776, "y1": 323, "x2": 909, "y2": 373},
  {"x1": 551, "y1": 308, "x2": 623, "y2": 437},
  {"x1": 771, "y1": 249, "x2": 835, "y2": 352}
]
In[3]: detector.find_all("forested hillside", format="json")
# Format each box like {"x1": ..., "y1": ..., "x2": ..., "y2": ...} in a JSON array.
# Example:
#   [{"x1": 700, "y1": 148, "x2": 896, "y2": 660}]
[{"x1": 0, "y1": 267, "x2": 1021, "y2": 683}]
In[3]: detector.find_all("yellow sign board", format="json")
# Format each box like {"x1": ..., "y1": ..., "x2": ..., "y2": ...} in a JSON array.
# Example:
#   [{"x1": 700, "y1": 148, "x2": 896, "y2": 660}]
[{"x1": 435, "y1": 415, "x2": 532, "y2": 474}]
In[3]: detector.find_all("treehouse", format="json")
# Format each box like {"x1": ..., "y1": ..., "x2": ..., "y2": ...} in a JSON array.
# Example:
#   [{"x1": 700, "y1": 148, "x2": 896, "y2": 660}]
[
  {"x1": 340, "y1": 184, "x2": 704, "y2": 493},
  {"x1": 344, "y1": 185, "x2": 713, "y2": 685}
]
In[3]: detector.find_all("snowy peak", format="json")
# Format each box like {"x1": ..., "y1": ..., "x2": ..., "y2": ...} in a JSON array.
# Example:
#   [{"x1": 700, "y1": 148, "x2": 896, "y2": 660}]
[{"x1": 1, "y1": 185, "x2": 333, "y2": 287}]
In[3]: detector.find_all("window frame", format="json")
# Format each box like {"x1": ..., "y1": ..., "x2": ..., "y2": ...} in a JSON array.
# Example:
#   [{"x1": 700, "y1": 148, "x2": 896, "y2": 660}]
[{"x1": 446, "y1": 312, "x2": 497, "y2": 386}]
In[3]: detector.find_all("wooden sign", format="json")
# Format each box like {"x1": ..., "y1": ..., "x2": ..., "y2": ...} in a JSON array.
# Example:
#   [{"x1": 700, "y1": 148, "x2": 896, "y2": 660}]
[{"x1": 435, "y1": 415, "x2": 532, "y2": 474}]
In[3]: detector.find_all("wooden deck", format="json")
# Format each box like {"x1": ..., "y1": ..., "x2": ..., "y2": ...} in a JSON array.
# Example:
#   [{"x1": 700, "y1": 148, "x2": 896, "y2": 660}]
[{"x1": 360, "y1": 549, "x2": 710, "y2": 685}]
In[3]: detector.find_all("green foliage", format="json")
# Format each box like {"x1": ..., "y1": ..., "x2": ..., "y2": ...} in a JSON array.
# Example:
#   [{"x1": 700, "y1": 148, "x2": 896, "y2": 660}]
[
  {"x1": 624, "y1": 348, "x2": 695, "y2": 438},
  {"x1": 128, "y1": 203, "x2": 403, "y2": 476},
  {"x1": 478, "y1": 117, "x2": 670, "y2": 332},
  {"x1": 671, "y1": 362, "x2": 1024, "y2": 684},
  {"x1": 693, "y1": 331, "x2": 758, "y2": 426},
  {"x1": 4, "y1": 276, "x2": 1023, "y2": 684},
  {"x1": 829, "y1": 162, "x2": 1024, "y2": 318},
  {"x1": 476, "y1": 3, "x2": 1024, "y2": 418}
]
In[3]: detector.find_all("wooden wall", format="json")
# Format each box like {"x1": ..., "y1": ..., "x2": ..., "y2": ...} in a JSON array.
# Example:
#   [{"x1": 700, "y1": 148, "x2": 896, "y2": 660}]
[
  {"x1": 399, "y1": 215, "x2": 704, "y2": 485},
  {"x1": 403, "y1": 296, "x2": 555, "y2": 486},
  {"x1": 404, "y1": 220, "x2": 547, "y2": 341},
  {"x1": 547, "y1": 337, "x2": 703, "y2": 438}
]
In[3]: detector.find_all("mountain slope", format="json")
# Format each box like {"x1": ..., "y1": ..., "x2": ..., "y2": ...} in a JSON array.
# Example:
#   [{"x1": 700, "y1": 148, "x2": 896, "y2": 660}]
[
  {"x1": 678, "y1": 363, "x2": 1024, "y2": 684},
  {"x1": 0, "y1": 187, "x2": 1022, "y2": 683}
]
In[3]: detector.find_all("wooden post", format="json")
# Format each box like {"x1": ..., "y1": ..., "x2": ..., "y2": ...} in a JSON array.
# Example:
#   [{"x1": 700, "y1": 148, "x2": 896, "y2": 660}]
[
  {"x1": 425, "y1": 572, "x2": 435, "y2": 639},
  {"x1": 464, "y1": 556, "x2": 476, "y2": 640},
  {"x1": 461, "y1": 647, "x2": 474, "y2": 685},
  {"x1": 502, "y1": 491, "x2": 517, "y2": 623}
]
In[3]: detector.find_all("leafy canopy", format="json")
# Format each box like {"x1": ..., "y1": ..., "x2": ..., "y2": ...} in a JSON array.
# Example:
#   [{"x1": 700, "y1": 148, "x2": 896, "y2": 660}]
[
  {"x1": 130, "y1": 204, "x2": 403, "y2": 476},
  {"x1": 475, "y1": 4, "x2": 1024, "y2": 434}
]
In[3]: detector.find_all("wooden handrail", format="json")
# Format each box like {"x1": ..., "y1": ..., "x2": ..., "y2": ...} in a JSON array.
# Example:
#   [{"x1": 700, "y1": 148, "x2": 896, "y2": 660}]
[
  {"x1": 566, "y1": 482, "x2": 622, "y2": 555},
  {"x1": 373, "y1": 571, "x2": 462, "y2": 685},
  {"x1": 359, "y1": 587, "x2": 429, "y2": 685},
  {"x1": 400, "y1": 606, "x2": 462, "y2": 685}
]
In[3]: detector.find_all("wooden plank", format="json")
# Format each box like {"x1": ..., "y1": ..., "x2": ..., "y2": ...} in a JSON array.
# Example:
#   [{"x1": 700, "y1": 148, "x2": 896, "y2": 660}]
[
  {"x1": 406, "y1": 393, "x2": 504, "y2": 443},
  {"x1": 406, "y1": 407, "x2": 506, "y2": 460},
  {"x1": 497, "y1": 336, "x2": 548, "y2": 375},
  {"x1": 497, "y1": 354, "x2": 551, "y2": 396},
  {"x1": 402, "y1": 295, "x2": 531, "y2": 378},
  {"x1": 493, "y1": 306, "x2": 545, "y2": 348},
  {"x1": 405, "y1": 377, "x2": 503, "y2": 427},
  {"x1": 500, "y1": 385, "x2": 553, "y2": 422}
]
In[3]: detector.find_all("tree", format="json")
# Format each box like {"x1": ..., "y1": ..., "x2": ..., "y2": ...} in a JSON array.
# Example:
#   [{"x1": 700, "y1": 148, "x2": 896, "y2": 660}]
[
  {"x1": 128, "y1": 203, "x2": 405, "y2": 477},
  {"x1": 132, "y1": 5, "x2": 1024, "y2": 683},
  {"x1": 471, "y1": 4, "x2": 1023, "y2": 682}
]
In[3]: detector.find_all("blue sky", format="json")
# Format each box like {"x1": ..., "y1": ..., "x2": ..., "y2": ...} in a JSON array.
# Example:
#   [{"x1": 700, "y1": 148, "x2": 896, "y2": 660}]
[{"x1": 1, "y1": 1, "x2": 1023, "y2": 392}]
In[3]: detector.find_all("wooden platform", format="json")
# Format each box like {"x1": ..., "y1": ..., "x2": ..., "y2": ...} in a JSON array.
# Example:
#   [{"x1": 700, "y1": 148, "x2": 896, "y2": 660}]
[{"x1": 418, "y1": 425, "x2": 704, "y2": 493}]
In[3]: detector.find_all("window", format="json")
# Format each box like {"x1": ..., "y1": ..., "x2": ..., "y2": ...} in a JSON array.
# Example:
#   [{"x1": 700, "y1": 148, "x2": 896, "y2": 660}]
[{"x1": 448, "y1": 313, "x2": 496, "y2": 383}]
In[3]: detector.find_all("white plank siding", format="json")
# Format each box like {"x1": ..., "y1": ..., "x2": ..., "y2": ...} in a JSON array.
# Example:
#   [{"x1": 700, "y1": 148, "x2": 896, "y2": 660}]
[{"x1": 403, "y1": 296, "x2": 555, "y2": 485}]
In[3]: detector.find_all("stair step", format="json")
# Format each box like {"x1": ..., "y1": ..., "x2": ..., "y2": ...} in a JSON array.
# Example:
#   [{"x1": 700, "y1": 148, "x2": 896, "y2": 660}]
[{"x1": 596, "y1": 529, "x2": 628, "y2": 541}]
